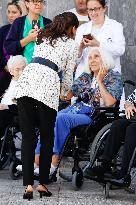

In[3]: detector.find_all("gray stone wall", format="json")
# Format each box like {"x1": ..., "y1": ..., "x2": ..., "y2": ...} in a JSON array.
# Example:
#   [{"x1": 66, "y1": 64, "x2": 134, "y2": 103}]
[
  {"x1": 0, "y1": 0, "x2": 136, "y2": 96},
  {"x1": 109, "y1": 0, "x2": 136, "y2": 96},
  {"x1": 0, "y1": 0, "x2": 74, "y2": 25}
]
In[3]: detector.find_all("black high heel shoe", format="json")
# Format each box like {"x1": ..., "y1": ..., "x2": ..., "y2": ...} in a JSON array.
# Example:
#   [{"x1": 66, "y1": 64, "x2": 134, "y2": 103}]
[
  {"x1": 37, "y1": 184, "x2": 52, "y2": 198},
  {"x1": 23, "y1": 189, "x2": 33, "y2": 200}
]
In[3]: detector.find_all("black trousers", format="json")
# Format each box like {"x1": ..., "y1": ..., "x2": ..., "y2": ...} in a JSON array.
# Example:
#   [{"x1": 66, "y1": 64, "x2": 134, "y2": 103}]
[
  {"x1": 17, "y1": 97, "x2": 57, "y2": 186},
  {"x1": 103, "y1": 119, "x2": 136, "y2": 174}
]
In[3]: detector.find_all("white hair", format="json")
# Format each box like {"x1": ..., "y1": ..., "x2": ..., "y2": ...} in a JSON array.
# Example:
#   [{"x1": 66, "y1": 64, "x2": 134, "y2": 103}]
[
  {"x1": 83, "y1": 47, "x2": 115, "y2": 74},
  {"x1": 7, "y1": 55, "x2": 28, "y2": 71}
]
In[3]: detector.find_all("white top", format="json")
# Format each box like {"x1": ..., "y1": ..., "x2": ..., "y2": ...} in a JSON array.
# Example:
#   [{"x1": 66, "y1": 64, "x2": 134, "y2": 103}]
[
  {"x1": 14, "y1": 37, "x2": 78, "y2": 111},
  {"x1": 75, "y1": 15, "x2": 125, "y2": 79},
  {"x1": 91, "y1": 76, "x2": 104, "y2": 107},
  {"x1": 68, "y1": 8, "x2": 89, "y2": 25},
  {"x1": 1, "y1": 79, "x2": 17, "y2": 105}
]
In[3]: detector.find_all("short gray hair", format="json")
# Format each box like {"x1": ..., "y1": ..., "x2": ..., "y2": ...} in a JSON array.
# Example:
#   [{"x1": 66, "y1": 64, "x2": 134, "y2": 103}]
[
  {"x1": 7, "y1": 55, "x2": 28, "y2": 71},
  {"x1": 84, "y1": 47, "x2": 115, "y2": 74}
]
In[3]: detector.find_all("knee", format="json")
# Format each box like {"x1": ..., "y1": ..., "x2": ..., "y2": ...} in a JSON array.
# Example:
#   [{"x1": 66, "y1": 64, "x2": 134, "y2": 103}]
[
  {"x1": 126, "y1": 123, "x2": 136, "y2": 140},
  {"x1": 111, "y1": 119, "x2": 124, "y2": 130},
  {"x1": 56, "y1": 113, "x2": 71, "y2": 125}
]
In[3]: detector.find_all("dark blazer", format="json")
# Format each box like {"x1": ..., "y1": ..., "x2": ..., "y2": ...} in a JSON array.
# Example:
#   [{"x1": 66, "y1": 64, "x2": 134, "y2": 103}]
[
  {"x1": 4, "y1": 15, "x2": 51, "y2": 56},
  {"x1": 0, "y1": 24, "x2": 11, "y2": 70}
]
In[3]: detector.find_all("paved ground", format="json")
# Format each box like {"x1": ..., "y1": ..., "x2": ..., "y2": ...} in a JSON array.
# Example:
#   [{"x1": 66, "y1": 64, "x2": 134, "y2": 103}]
[{"x1": 0, "y1": 166, "x2": 136, "y2": 205}]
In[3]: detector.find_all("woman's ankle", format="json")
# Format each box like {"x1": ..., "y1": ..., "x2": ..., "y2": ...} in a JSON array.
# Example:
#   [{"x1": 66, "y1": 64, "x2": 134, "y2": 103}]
[
  {"x1": 26, "y1": 185, "x2": 33, "y2": 192},
  {"x1": 52, "y1": 154, "x2": 59, "y2": 167}
]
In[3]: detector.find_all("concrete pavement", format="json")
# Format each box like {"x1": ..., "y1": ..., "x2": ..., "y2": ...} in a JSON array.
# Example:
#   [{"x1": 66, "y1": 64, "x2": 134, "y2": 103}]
[{"x1": 0, "y1": 167, "x2": 136, "y2": 205}]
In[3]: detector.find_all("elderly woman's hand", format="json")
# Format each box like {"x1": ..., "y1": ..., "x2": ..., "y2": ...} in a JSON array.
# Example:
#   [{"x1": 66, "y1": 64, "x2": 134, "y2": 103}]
[
  {"x1": 83, "y1": 37, "x2": 100, "y2": 47},
  {"x1": 125, "y1": 102, "x2": 136, "y2": 119},
  {"x1": 96, "y1": 67, "x2": 108, "y2": 83}
]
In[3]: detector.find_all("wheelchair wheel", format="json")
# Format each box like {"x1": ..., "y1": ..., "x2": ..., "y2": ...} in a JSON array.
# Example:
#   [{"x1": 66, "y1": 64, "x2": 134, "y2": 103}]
[
  {"x1": 0, "y1": 129, "x2": 13, "y2": 169},
  {"x1": 9, "y1": 160, "x2": 22, "y2": 180},
  {"x1": 89, "y1": 123, "x2": 112, "y2": 167},
  {"x1": 72, "y1": 170, "x2": 84, "y2": 190}
]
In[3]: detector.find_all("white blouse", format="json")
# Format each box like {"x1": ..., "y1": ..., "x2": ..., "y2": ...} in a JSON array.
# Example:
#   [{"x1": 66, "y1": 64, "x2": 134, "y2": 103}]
[
  {"x1": 14, "y1": 36, "x2": 78, "y2": 111},
  {"x1": 1, "y1": 80, "x2": 17, "y2": 105}
]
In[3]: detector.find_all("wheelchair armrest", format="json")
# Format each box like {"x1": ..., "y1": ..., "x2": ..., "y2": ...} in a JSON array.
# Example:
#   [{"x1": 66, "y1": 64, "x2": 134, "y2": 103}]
[
  {"x1": 123, "y1": 80, "x2": 136, "y2": 87},
  {"x1": 95, "y1": 106, "x2": 119, "y2": 113}
]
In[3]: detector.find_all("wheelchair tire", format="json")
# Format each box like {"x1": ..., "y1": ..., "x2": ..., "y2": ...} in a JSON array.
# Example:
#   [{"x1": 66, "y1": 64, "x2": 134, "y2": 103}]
[
  {"x1": 89, "y1": 123, "x2": 112, "y2": 167},
  {"x1": 72, "y1": 170, "x2": 84, "y2": 190},
  {"x1": 0, "y1": 130, "x2": 13, "y2": 170},
  {"x1": 9, "y1": 160, "x2": 22, "y2": 180}
]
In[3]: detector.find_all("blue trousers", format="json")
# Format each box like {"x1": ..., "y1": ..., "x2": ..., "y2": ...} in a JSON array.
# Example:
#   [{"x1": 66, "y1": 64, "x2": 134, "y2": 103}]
[
  {"x1": 53, "y1": 106, "x2": 92, "y2": 155},
  {"x1": 35, "y1": 106, "x2": 92, "y2": 155}
]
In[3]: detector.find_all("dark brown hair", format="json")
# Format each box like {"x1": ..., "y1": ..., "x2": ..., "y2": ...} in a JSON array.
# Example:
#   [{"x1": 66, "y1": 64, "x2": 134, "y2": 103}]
[
  {"x1": 37, "y1": 12, "x2": 79, "y2": 46},
  {"x1": 86, "y1": 0, "x2": 107, "y2": 7}
]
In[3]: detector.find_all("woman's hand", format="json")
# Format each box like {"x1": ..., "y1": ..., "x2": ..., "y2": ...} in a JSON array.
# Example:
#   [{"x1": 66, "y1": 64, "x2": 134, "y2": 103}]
[
  {"x1": 60, "y1": 90, "x2": 73, "y2": 101},
  {"x1": 96, "y1": 67, "x2": 108, "y2": 83},
  {"x1": 125, "y1": 102, "x2": 136, "y2": 119},
  {"x1": 83, "y1": 37, "x2": 100, "y2": 47},
  {"x1": 27, "y1": 29, "x2": 38, "y2": 42},
  {"x1": 20, "y1": 29, "x2": 38, "y2": 47},
  {"x1": 78, "y1": 39, "x2": 86, "y2": 57},
  {"x1": 0, "y1": 104, "x2": 9, "y2": 110}
]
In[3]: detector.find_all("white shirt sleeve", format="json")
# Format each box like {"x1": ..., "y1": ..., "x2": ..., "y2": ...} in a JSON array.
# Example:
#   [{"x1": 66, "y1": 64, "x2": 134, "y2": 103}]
[{"x1": 99, "y1": 22, "x2": 125, "y2": 57}]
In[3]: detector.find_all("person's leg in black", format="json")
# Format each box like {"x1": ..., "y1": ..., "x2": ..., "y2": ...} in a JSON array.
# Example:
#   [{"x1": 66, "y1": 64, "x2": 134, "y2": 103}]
[
  {"x1": 102, "y1": 119, "x2": 130, "y2": 161},
  {"x1": 36, "y1": 100, "x2": 57, "y2": 197},
  {"x1": 17, "y1": 97, "x2": 37, "y2": 199},
  {"x1": 84, "y1": 119, "x2": 131, "y2": 178},
  {"x1": 120, "y1": 122, "x2": 136, "y2": 176},
  {"x1": 109, "y1": 122, "x2": 136, "y2": 186}
]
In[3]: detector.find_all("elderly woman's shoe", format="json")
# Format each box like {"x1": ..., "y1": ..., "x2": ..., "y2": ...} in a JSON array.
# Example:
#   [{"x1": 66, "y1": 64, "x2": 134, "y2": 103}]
[{"x1": 37, "y1": 184, "x2": 52, "y2": 198}]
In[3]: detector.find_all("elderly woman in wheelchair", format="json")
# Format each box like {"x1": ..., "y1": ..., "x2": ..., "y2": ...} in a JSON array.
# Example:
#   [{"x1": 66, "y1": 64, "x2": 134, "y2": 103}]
[
  {"x1": 51, "y1": 47, "x2": 123, "y2": 171},
  {"x1": 84, "y1": 89, "x2": 136, "y2": 188}
]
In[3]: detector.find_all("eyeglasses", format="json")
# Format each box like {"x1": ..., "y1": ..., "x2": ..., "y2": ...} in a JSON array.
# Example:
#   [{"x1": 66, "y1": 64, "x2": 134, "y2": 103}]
[
  {"x1": 87, "y1": 6, "x2": 102, "y2": 13},
  {"x1": 29, "y1": 0, "x2": 46, "y2": 5}
]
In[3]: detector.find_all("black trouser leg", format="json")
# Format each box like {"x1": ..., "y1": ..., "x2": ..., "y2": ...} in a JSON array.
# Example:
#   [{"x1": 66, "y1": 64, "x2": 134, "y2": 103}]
[
  {"x1": 103, "y1": 119, "x2": 130, "y2": 162},
  {"x1": 36, "y1": 101, "x2": 57, "y2": 184},
  {"x1": 121, "y1": 122, "x2": 136, "y2": 174},
  {"x1": 17, "y1": 97, "x2": 37, "y2": 186}
]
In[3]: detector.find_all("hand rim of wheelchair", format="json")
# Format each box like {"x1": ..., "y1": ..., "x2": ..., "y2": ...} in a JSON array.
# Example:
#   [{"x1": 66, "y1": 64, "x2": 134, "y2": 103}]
[{"x1": 0, "y1": 127, "x2": 13, "y2": 170}]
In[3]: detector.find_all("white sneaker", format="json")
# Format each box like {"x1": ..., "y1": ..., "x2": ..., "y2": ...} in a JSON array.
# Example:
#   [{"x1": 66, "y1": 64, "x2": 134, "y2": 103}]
[
  {"x1": 34, "y1": 167, "x2": 39, "y2": 175},
  {"x1": 16, "y1": 165, "x2": 22, "y2": 172}
]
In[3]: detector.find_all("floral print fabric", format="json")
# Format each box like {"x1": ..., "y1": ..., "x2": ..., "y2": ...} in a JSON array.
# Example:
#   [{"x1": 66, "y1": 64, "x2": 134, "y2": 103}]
[{"x1": 71, "y1": 69, "x2": 123, "y2": 108}]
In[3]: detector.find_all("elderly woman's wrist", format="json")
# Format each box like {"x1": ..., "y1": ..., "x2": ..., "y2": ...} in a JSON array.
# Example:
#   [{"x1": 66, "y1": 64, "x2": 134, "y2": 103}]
[{"x1": 124, "y1": 101, "x2": 133, "y2": 108}]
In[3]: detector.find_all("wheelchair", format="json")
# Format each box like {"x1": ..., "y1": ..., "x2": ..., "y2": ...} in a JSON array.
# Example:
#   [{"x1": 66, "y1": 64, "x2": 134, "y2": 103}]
[
  {"x1": 50, "y1": 80, "x2": 136, "y2": 191},
  {"x1": 82, "y1": 117, "x2": 136, "y2": 198},
  {"x1": 0, "y1": 116, "x2": 22, "y2": 179},
  {"x1": 50, "y1": 104, "x2": 121, "y2": 189},
  {"x1": 0, "y1": 116, "x2": 39, "y2": 180}
]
